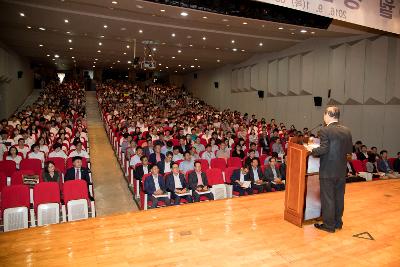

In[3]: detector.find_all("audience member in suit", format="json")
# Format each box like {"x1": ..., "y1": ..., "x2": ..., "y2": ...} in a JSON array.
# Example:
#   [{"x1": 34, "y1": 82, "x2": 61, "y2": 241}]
[
  {"x1": 143, "y1": 139, "x2": 154, "y2": 158},
  {"x1": 144, "y1": 165, "x2": 171, "y2": 209},
  {"x1": 166, "y1": 162, "x2": 193, "y2": 205},
  {"x1": 248, "y1": 158, "x2": 270, "y2": 193},
  {"x1": 178, "y1": 137, "x2": 191, "y2": 154},
  {"x1": 149, "y1": 144, "x2": 166, "y2": 165},
  {"x1": 42, "y1": 161, "x2": 61, "y2": 183},
  {"x1": 258, "y1": 131, "x2": 270, "y2": 154},
  {"x1": 280, "y1": 154, "x2": 287, "y2": 181},
  {"x1": 378, "y1": 150, "x2": 400, "y2": 178},
  {"x1": 64, "y1": 156, "x2": 93, "y2": 199},
  {"x1": 231, "y1": 145, "x2": 245, "y2": 159},
  {"x1": 394, "y1": 152, "x2": 400, "y2": 173},
  {"x1": 356, "y1": 145, "x2": 368, "y2": 161},
  {"x1": 264, "y1": 157, "x2": 285, "y2": 191},
  {"x1": 244, "y1": 150, "x2": 259, "y2": 166},
  {"x1": 157, "y1": 151, "x2": 173, "y2": 174},
  {"x1": 134, "y1": 156, "x2": 151, "y2": 181},
  {"x1": 188, "y1": 161, "x2": 214, "y2": 202},
  {"x1": 231, "y1": 166, "x2": 253, "y2": 196}
]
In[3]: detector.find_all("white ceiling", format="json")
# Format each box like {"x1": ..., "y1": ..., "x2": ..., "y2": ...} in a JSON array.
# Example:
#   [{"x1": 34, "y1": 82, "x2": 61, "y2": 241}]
[{"x1": 0, "y1": 0, "x2": 365, "y2": 73}]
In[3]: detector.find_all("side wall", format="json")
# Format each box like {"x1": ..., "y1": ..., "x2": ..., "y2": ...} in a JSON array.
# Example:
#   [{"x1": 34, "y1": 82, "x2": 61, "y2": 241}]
[
  {"x1": 184, "y1": 34, "x2": 400, "y2": 154},
  {"x1": 0, "y1": 42, "x2": 33, "y2": 119}
]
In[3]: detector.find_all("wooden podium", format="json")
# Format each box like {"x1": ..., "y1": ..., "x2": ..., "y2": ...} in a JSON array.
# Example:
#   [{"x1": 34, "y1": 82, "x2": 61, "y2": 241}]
[{"x1": 284, "y1": 141, "x2": 321, "y2": 227}]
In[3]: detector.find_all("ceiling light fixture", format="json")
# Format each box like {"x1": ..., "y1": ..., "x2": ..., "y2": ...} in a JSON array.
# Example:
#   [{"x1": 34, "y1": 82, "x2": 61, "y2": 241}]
[
  {"x1": 203, "y1": 16, "x2": 208, "y2": 19},
  {"x1": 178, "y1": 50, "x2": 182, "y2": 53},
  {"x1": 172, "y1": 56, "x2": 175, "y2": 59},
  {"x1": 152, "y1": 48, "x2": 156, "y2": 51},
  {"x1": 136, "y1": 5, "x2": 143, "y2": 9},
  {"x1": 243, "y1": 22, "x2": 248, "y2": 25},
  {"x1": 300, "y1": 29, "x2": 307, "y2": 33},
  {"x1": 97, "y1": 50, "x2": 101, "y2": 53},
  {"x1": 216, "y1": 47, "x2": 220, "y2": 50},
  {"x1": 180, "y1": 11, "x2": 188, "y2": 17},
  {"x1": 311, "y1": 31, "x2": 315, "y2": 34},
  {"x1": 241, "y1": 49, "x2": 245, "y2": 52},
  {"x1": 72, "y1": 56, "x2": 75, "y2": 59},
  {"x1": 160, "y1": 9, "x2": 165, "y2": 12},
  {"x1": 222, "y1": 19, "x2": 228, "y2": 22},
  {"x1": 69, "y1": 47, "x2": 73, "y2": 50},
  {"x1": 39, "y1": 27, "x2": 46, "y2": 31},
  {"x1": 231, "y1": 40, "x2": 235, "y2": 44},
  {"x1": 171, "y1": 33, "x2": 176, "y2": 37},
  {"x1": 128, "y1": 60, "x2": 132, "y2": 64},
  {"x1": 54, "y1": 54, "x2": 59, "y2": 58},
  {"x1": 259, "y1": 42, "x2": 263, "y2": 46},
  {"x1": 278, "y1": 27, "x2": 284, "y2": 30},
  {"x1": 202, "y1": 36, "x2": 206, "y2": 40},
  {"x1": 217, "y1": 59, "x2": 220, "y2": 62},
  {"x1": 47, "y1": 54, "x2": 50, "y2": 57},
  {"x1": 139, "y1": 29, "x2": 143, "y2": 33},
  {"x1": 190, "y1": 65, "x2": 195, "y2": 68},
  {"x1": 64, "y1": 19, "x2": 69, "y2": 23},
  {"x1": 126, "y1": 45, "x2": 130, "y2": 48},
  {"x1": 27, "y1": 26, "x2": 31, "y2": 29},
  {"x1": 123, "y1": 52, "x2": 127, "y2": 55},
  {"x1": 68, "y1": 39, "x2": 72, "y2": 43},
  {"x1": 189, "y1": 44, "x2": 193, "y2": 47},
  {"x1": 103, "y1": 25, "x2": 108, "y2": 28},
  {"x1": 112, "y1": 1, "x2": 118, "y2": 4},
  {"x1": 99, "y1": 42, "x2": 102, "y2": 46},
  {"x1": 194, "y1": 58, "x2": 198, "y2": 61},
  {"x1": 19, "y1": 12, "x2": 25, "y2": 17},
  {"x1": 100, "y1": 35, "x2": 105, "y2": 38},
  {"x1": 39, "y1": 44, "x2": 43, "y2": 47},
  {"x1": 232, "y1": 48, "x2": 237, "y2": 51}
]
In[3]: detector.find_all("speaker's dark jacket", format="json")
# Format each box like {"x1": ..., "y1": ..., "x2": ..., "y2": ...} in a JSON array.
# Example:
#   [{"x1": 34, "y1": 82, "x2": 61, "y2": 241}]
[{"x1": 311, "y1": 122, "x2": 352, "y2": 179}]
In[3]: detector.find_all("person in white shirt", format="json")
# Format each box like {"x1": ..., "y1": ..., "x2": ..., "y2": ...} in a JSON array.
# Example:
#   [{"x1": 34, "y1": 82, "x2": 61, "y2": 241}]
[
  {"x1": 68, "y1": 141, "x2": 90, "y2": 159},
  {"x1": 21, "y1": 131, "x2": 35, "y2": 147},
  {"x1": 193, "y1": 137, "x2": 205, "y2": 153},
  {"x1": 129, "y1": 147, "x2": 144, "y2": 167},
  {"x1": 201, "y1": 144, "x2": 216, "y2": 164},
  {"x1": 6, "y1": 146, "x2": 22, "y2": 169},
  {"x1": 172, "y1": 147, "x2": 184, "y2": 162},
  {"x1": 28, "y1": 144, "x2": 45, "y2": 167},
  {"x1": 15, "y1": 138, "x2": 30, "y2": 158},
  {"x1": 48, "y1": 143, "x2": 67, "y2": 159},
  {"x1": 37, "y1": 137, "x2": 49, "y2": 156}
]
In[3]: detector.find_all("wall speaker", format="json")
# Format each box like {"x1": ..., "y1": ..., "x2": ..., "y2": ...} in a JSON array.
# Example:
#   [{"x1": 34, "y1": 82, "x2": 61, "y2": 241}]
[
  {"x1": 328, "y1": 89, "x2": 331, "y2": 98},
  {"x1": 258, "y1": 90, "x2": 264, "y2": 98},
  {"x1": 314, "y1": 96, "x2": 322, "y2": 107},
  {"x1": 214, "y1": 82, "x2": 219, "y2": 89},
  {"x1": 17, "y1": 71, "x2": 23, "y2": 79},
  {"x1": 194, "y1": 73, "x2": 198, "y2": 79}
]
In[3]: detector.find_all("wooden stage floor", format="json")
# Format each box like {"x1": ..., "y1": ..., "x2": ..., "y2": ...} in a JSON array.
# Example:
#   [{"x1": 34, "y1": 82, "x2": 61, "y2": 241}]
[{"x1": 1, "y1": 180, "x2": 399, "y2": 267}]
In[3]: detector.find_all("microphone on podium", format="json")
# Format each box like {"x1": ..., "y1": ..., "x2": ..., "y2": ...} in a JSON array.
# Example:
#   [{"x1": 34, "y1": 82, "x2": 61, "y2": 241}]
[{"x1": 308, "y1": 123, "x2": 323, "y2": 134}]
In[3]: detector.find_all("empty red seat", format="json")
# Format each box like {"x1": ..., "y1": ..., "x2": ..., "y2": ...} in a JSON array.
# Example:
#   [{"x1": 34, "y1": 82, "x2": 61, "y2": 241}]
[
  {"x1": 0, "y1": 160, "x2": 17, "y2": 177},
  {"x1": 20, "y1": 158, "x2": 42, "y2": 175},
  {"x1": 0, "y1": 172, "x2": 7, "y2": 194},
  {"x1": 11, "y1": 170, "x2": 41, "y2": 185},
  {"x1": 224, "y1": 167, "x2": 239, "y2": 184},
  {"x1": 1, "y1": 185, "x2": 31, "y2": 231},
  {"x1": 227, "y1": 157, "x2": 242, "y2": 168},
  {"x1": 351, "y1": 160, "x2": 366, "y2": 173},
  {"x1": 33, "y1": 182, "x2": 61, "y2": 213},
  {"x1": 210, "y1": 158, "x2": 227, "y2": 171},
  {"x1": 206, "y1": 168, "x2": 224, "y2": 186}
]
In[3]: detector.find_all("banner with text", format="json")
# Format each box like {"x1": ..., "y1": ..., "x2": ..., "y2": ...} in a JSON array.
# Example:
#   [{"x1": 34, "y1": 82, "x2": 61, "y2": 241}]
[{"x1": 255, "y1": 0, "x2": 400, "y2": 34}]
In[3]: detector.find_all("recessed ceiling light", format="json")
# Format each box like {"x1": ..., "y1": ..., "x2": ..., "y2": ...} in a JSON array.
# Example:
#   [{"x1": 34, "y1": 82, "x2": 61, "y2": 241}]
[
  {"x1": 139, "y1": 29, "x2": 143, "y2": 33},
  {"x1": 68, "y1": 39, "x2": 72, "y2": 43},
  {"x1": 202, "y1": 36, "x2": 206, "y2": 40},
  {"x1": 54, "y1": 54, "x2": 59, "y2": 58},
  {"x1": 172, "y1": 56, "x2": 175, "y2": 59},
  {"x1": 231, "y1": 40, "x2": 235, "y2": 44},
  {"x1": 27, "y1": 26, "x2": 31, "y2": 29},
  {"x1": 216, "y1": 47, "x2": 220, "y2": 50},
  {"x1": 39, "y1": 44, "x2": 43, "y2": 47},
  {"x1": 94, "y1": 58, "x2": 97, "y2": 60},
  {"x1": 19, "y1": 12, "x2": 25, "y2": 17},
  {"x1": 259, "y1": 42, "x2": 263, "y2": 46},
  {"x1": 159, "y1": 63, "x2": 162, "y2": 66},
  {"x1": 178, "y1": 50, "x2": 182, "y2": 53},
  {"x1": 198, "y1": 65, "x2": 200, "y2": 68},
  {"x1": 99, "y1": 42, "x2": 102, "y2": 46},
  {"x1": 222, "y1": 19, "x2": 228, "y2": 22},
  {"x1": 103, "y1": 25, "x2": 108, "y2": 28},
  {"x1": 174, "y1": 70, "x2": 177, "y2": 73},
  {"x1": 64, "y1": 19, "x2": 69, "y2": 23},
  {"x1": 97, "y1": 50, "x2": 101, "y2": 53},
  {"x1": 187, "y1": 35, "x2": 192, "y2": 39},
  {"x1": 126, "y1": 45, "x2": 130, "y2": 49},
  {"x1": 165, "y1": 66, "x2": 169, "y2": 69},
  {"x1": 242, "y1": 22, "x2": 248, "y2": 25},
  {"x1": 226, "y1": 25, "x2": 230, "y2": 27},
  {"x1": 123, "y1": 52, "x2": 127, "y2": 55},
  {"x1": 182, "y1": 67, "x2": 185, "y2": 70},
  {"x1": 112, "y1": 1, "x2": 118, "y2": 4},
  {"x1": 300, "y1": 29, "x2": 307, "y2": 33},
  {"x1": 72, "y1": 56, "x2": 75, "y2": 59},
  {"x1": 52, "y1": 58, "x2": 55, "y2": 61},
  {"x1": 136, "y1": 5, "x2": 143, "y2": 8},
  {"x1": 189, "y1": 44, "x2": 193, "y2": 47},
  {"x1": 190, "y1": 65, "x2": 195, "y2": 68},
  {"x1": 194, "y1": 58, "x2": 198, "y2": 61},
  {"x1": 180, "y1": 11, "x2": 188, "y2": 17},
  {"x1": 117, "y1": 60, "x2": 120, "y2": 63},
  {"x1": 128, "y1": 60, "x2": 132, "y2": 64},
  {"x1": 262, "y1": 25, "x2": 265, "y2": 28},
  {"x1": 93, "y1": 65, "x2": 95, "y2": 68},
  {"x1": 217, "y1": 59, "x2": 220, "y2": 62},
  {"x1": 152, "y1": 48, "x2": 156, "y2": 51},
  {"x1": 39, "y1": 27, "x2": 46, "y2": 31},
  {"x1": 232, "y1": 48, "x2": 237, "y2": 51},
  {"x1": 203, "y1": 16, "x2": 208, "y2": 19},
  {"x1": 160, "y1": 9, "x2": 165, "y2": 12},
  {"x1": 171, "y1": 33, "x2": 176, "y2": 37},
  {"x1": 291, "y1": 32, "x2": 295, "y2": 35},
  {"x1": 46, "y1": 54, "x2": 50, "y2": 57},
  {"x1": 241, "y1": 49, "x2": 245, "y2": 52},
  {"x1": 69, "y1": 47, "x2": 73, "y2": 50},
  {"x1": 278, "y1": 27, "x2": 284, "y2": 30},
  {"x1": 178, "y1": 64, "x2": 181, "y2": 67},
  {"x1": 311, "y1": 31, "x2": 315, "y2": 34},
  {"x1": 100, "y1": 35, "x2": 105, "y2": 38},
  {"x1": 120, "y1": 27, "x2": 126, "y2": 31}
]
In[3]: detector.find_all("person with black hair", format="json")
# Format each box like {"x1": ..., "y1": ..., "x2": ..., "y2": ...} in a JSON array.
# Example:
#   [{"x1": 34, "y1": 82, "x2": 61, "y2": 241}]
[
  {"x1": 231, "y1": 165, "x2": 253, "y2": 196},
  {"x1": 48, "y1": 143, "x2": 67, "y2": 159},
  {"x1": 64, "y1": 156, "x2": 93, "y2": 199},
  {"x1": 134, "y1": 156, "x2": 151, "y2": 181}
]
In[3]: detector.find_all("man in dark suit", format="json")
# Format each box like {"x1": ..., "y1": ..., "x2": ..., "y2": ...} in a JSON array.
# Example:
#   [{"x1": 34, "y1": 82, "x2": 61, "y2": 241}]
[
  {"x1": 149, "y1": 144, "x2": 166, "y2": 165},
  {"x1": 156, "y1": 151, "x2": 173, "y2": 174},
  {"x1": 248, "y1": 158, "x2": 271, "y2": 193},
  {"x1": 264, "y1": 157, "x2": 285, "y2": 191},
  {"x1": 64, "y1": 156, "x2": 93, "y2": 200},
  {"x1": 231, "y1": 166, "x2": 253, "y2": 196},
  {"x1": 308, "y1": 106, "x2": 353, "y2": 233},
  {"x1": 356, "y1": 145, "x2": 368, "y2": 161},
  {"x1": 143, "y1": 165, "x2": 171, "y2": 209},
  {"x1": 188, "y1": 161, "x2": 214, "y2": 202},
  {"x1": 165, "y1": 162, "x2": 193, "y2": 205},
  {"x1": 134, "y1": 156, "x2": 151, "y2": 181},
  {"x1": 258, "y1": 130, "x2": 270, "y2": 154},
  {"x1": 394, "y1": 152, "x2": 400, "y2": 173}
]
